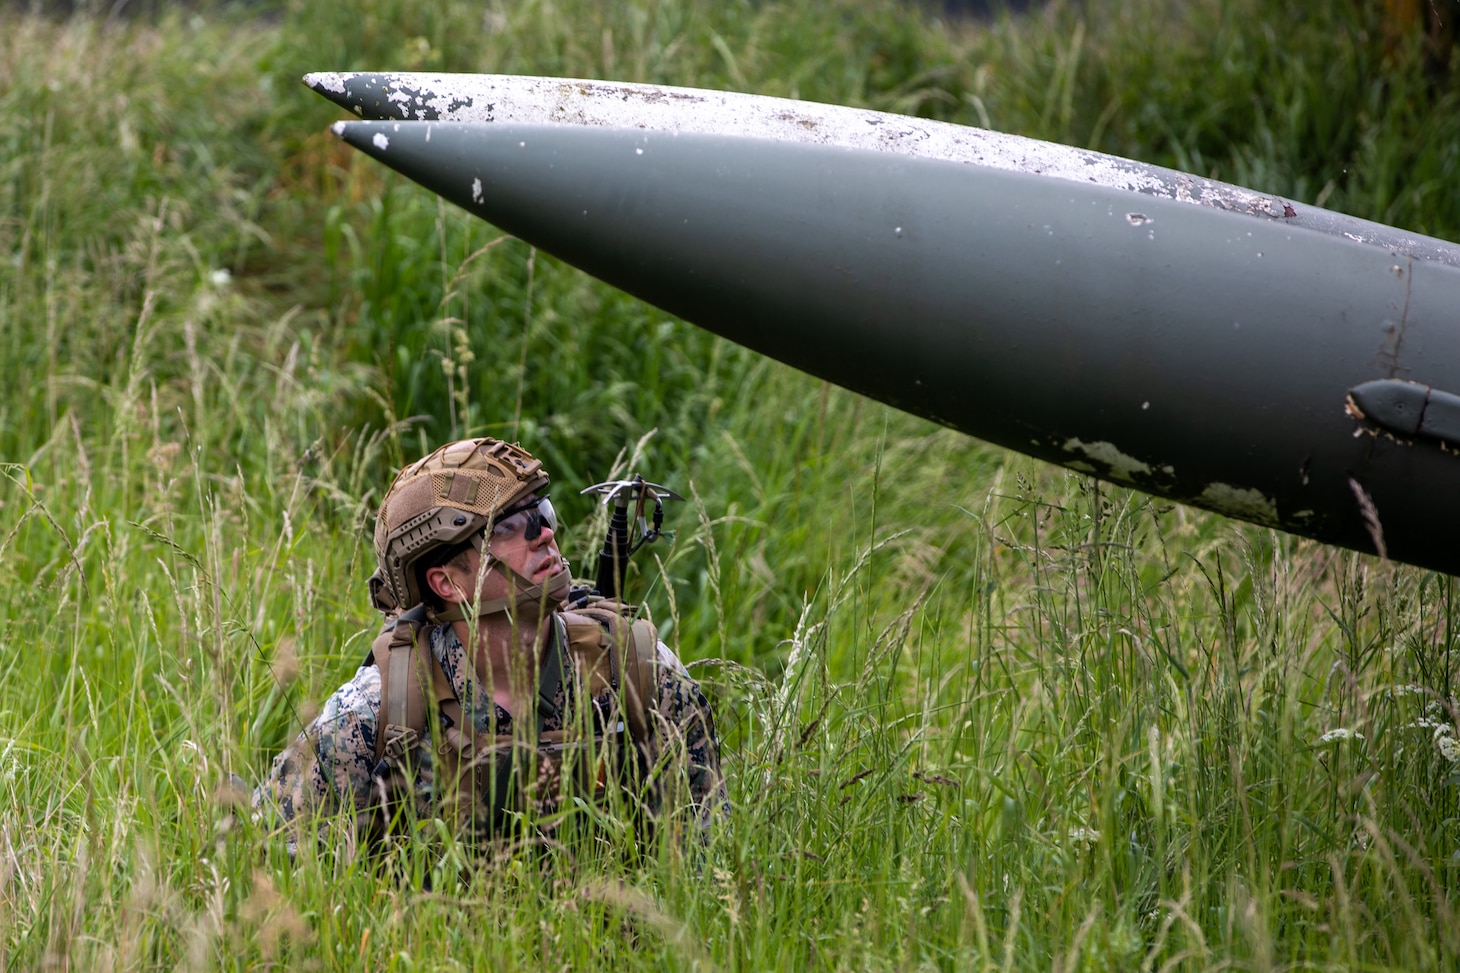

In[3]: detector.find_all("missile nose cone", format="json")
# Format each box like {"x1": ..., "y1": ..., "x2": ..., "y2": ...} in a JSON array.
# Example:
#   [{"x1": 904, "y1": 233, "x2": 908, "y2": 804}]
[
  {"x1": 304, "y1": 71, "x2": 398, "y2": 118},
  {"x1": 329, "y1": 119, "x2": 383, "y2": 155},
  {"x1": 326, "y1": 121, "x2": 494, "y2": 218},
  {"x1": 303, "y1": 72, "x2": 342, "y2": 94},
  {"x1": 329, "y1": 120, "x2": 418, "y2": 168},
  {"x1": 303, "y1": 72, "x2": 353, "y2": 109}
]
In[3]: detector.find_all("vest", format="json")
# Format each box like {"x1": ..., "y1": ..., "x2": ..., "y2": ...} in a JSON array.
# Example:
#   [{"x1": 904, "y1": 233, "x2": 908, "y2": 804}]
[{"x1": 364, "y1": 599, "x2": 660, "y2": 835}]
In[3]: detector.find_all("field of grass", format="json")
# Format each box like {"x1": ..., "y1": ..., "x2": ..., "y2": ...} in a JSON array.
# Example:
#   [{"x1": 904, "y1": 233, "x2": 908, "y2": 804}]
[{"x1": 2, "y1": 0, "x2": 1458, "y2": 968}]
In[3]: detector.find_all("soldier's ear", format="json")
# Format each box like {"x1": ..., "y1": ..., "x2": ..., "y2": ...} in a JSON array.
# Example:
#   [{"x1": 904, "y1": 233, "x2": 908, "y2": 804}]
[{"x1": 424, "y1": 564, "x2": 465, "y2": 604}]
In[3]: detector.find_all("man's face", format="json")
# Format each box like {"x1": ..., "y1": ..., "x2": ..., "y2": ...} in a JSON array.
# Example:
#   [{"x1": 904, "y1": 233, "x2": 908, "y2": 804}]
[
  {"x1": 483, "y1": 494, "x2": 565, "y2": 587},
  {"x1": 437, "y1": 494, "x2": 566, "y2": 608}
]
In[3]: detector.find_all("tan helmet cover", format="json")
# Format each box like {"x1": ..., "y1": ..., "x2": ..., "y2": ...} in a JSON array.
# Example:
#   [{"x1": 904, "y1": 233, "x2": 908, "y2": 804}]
[{"x1": 373, "y1": 438, "x2": 550, "y2": 611}]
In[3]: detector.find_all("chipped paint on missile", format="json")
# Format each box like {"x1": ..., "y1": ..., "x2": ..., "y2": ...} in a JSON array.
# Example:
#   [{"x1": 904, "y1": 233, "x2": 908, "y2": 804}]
[
  {"x1": 302, "y1": 72, "x2": 1236, "y2": 207},
  {"x1": 1198, "y1": 483, "x2": 1280, "y2": 526},
  {"x1": 313, "y1": 72, "x2": 347, "y2": 95},
  {"x1": 372, "y1": 132, "x2": 389, "y2": 151},
  {"x1": 471, "y1": 177, "x2": 483, "y2": 204},
  {"x1": 303, "y1": 72, "x2": 1460, "y2": 268},
  {"x1": 1062, "y1": 438, "x2": 1152, "y2": 483}
]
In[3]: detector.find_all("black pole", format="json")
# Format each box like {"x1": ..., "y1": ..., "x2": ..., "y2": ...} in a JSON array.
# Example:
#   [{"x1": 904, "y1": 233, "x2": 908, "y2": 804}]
[{"x1": 595, "y1": 502, "x2": 632, "y2": 600}]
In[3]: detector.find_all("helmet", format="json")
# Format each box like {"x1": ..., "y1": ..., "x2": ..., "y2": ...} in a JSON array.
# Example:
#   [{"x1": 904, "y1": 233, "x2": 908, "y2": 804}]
[{"x1": 373, "y1": 438, "x2": 558, "y2": 613}]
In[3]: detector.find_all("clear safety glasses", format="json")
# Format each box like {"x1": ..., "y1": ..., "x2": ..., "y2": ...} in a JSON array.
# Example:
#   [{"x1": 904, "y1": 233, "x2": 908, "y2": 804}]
[{"x1": 485, "y1": 495, "x2": 558, "y2": 545}]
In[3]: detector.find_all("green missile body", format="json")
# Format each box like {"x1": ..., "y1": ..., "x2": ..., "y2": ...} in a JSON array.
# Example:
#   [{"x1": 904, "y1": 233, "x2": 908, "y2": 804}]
[{"x1": 312, "y1": 81, "x2": 1460, "y2": 576}]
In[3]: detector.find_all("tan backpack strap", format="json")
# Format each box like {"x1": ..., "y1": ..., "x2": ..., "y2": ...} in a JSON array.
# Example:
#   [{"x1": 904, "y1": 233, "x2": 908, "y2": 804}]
[
  {"x1": 563, "y1": 612, "x2": 612, "y2": 695},
  {"x1": 620, "y1": 617, "x2": 659, "y2": 747},
  {"x1": 430, "y1": 649, "x2": 466, "y2": 746},
  {"x1": 561, "y1": 602, "x2": 660, "y2": 746},
  {"x1": 371, "y1": 607, "x2": 433, "y2": 765},
  {"x1": 386, "y1": 640, "x2": 414, "y2": 727}
]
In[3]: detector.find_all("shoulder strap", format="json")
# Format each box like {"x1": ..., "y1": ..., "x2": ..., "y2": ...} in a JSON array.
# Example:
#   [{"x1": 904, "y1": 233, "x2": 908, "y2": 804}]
[
  {"x1": 371, "y1": 611, "x2": 497, "y2": 828},
  {"x1": 371, "y1": 606, "x2": 450, "y2": 764},
  {"x1": 622, "y1": 617, "x2": 659, "y2": 743},
  {"x1": 536, "y1": 629, "x2": 565, "y2": 739},
  {"x1": 561, "y1": 601, "x2": 659, "y2": 746}
]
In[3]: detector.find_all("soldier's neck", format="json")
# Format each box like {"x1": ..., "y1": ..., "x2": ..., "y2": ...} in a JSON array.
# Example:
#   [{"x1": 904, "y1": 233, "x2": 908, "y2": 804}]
[{"x1": 455, "y1": 611, "x2": 554, "y2": 717}]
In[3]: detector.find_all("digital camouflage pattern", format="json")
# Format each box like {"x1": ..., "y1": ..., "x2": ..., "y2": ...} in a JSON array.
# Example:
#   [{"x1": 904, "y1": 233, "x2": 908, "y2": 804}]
[{"x1": 254, "y1": 616, "x2": 728, "y2": 845}]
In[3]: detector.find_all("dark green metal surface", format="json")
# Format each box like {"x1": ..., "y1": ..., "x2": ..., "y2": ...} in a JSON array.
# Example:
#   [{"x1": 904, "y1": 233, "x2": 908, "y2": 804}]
[{"x1": 324, "y1": 116, "x2": 1460, "y2": 576}]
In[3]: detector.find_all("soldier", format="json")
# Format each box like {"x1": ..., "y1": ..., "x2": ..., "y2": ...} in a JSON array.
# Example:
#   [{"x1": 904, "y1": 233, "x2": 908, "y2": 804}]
[{"x1": 254, "y1": 437, "x2": 727, "y2": 849}]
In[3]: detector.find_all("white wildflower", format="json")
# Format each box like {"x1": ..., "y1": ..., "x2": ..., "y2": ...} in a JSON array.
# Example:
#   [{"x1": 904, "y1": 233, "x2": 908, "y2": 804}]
[
  {"x1": 209, "y1": 268, "x2": 232, "y2": 288},
  {"x1": 1387, "y1": 684, "x2": 1429, "y2": 698},
  {"x1": 1067, "y1": 827, "x2": 1100, "y2": 847},
  {"x1": 1438, "y1": 734, "x2": 1460, "y2": 764},
  {"x1": 1318, "y1": 728, "x2": 1364, "y2": 745}
]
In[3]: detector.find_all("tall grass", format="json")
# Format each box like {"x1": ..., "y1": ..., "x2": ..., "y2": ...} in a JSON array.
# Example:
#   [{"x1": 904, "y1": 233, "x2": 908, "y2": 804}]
[{"x1": 1, "y1": 0, "x2": 1457, "y2": 969}]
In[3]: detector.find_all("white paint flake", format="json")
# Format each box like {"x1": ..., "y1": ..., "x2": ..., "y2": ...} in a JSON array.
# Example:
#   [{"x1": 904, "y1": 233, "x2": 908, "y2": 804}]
[
  {"x1": 471, "y1": 177, "x2": 483, "y2": 203},
  {"x1": 1062, "y1": 438, "x2": 1152, "y2": 483},
  {"x1": 304, "y1": 71, "x2": 347, "y2": 95},
  {"x1": 372, "y1": 132, "x2": 390, "y2": 151},
  {"x1": 1197, "y1": 483, "x2": 1279, "y2": 526}
]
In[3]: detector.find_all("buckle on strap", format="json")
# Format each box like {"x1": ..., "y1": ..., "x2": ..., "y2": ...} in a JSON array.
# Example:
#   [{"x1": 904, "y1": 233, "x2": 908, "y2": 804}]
[{"x1": 381, "y1": 723, "x2": 419, "y2": 762}]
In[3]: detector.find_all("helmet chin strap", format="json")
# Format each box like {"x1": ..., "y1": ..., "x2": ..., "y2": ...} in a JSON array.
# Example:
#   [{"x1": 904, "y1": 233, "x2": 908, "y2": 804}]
[{"x1": 434, "y1": 555, "x2": 571, "y2": 624}]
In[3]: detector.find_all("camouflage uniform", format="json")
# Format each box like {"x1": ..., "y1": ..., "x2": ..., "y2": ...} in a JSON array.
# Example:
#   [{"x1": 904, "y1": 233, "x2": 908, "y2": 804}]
[{"x1": 254, "y1": 614, "x2": 728, "y2": 844}]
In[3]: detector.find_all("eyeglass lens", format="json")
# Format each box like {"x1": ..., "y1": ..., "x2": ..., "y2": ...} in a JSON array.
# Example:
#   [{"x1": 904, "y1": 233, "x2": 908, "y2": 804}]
[{"x1": 491, "y1": 496, "x2": 557, "y2": 541}]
